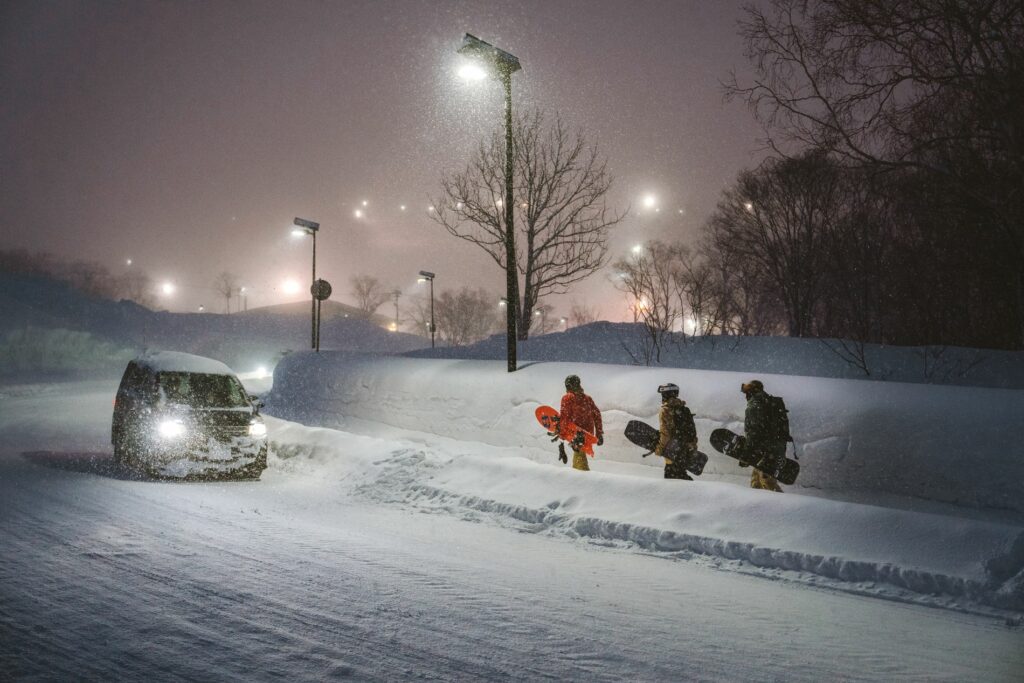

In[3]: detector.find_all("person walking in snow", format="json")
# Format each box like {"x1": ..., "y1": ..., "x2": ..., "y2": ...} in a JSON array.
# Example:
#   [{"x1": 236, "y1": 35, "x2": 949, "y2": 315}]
[
  {"x1": 653, "y1": 383, "x2": 698, "y2": 480},
  {"x1": 741, "y1": 379, "x2": 785, "y2": 492},
  {"x1": 558, "y1": 374, "x2": 603, "y2": 472}
]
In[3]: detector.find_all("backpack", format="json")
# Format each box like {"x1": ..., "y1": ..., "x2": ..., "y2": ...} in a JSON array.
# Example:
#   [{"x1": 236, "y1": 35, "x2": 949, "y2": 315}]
[{"x1": 765, "y1": 394, "x2": 793, "y2": 443}]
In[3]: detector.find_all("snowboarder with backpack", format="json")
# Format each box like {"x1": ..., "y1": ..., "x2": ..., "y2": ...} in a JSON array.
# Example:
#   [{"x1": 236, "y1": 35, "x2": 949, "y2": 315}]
[
  {"x1": 558, "y1": 374, "x2": 604, "y2": 471},
  {"x1": 653, "y1": 383, "x2": 698, "y2": 480},
  {"x1": 740, "y1": 379, "x2": 791, "y2": 492}
]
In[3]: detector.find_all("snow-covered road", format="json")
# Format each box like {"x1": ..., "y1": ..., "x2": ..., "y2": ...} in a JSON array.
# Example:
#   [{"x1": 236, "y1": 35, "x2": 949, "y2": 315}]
[{"x1": 2, "y1": 382, "x2": 1022, "y2": 681}]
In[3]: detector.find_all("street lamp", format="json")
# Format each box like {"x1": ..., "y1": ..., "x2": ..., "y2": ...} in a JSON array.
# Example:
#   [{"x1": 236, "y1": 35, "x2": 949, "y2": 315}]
[
  {"x1": 292, "y1": 217, "x2": 320, "y2": 349},
  {"x1": 418, "y1": 271, "x2": 436, "y2": 348},
  {"x1": 458, "y1": 32, "x2": 522, "y2": 373}
]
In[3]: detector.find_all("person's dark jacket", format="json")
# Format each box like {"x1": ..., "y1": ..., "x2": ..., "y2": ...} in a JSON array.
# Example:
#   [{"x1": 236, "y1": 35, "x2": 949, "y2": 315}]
[{"x1": 744, "y1": 390, "x2": 786, "y2": 461}]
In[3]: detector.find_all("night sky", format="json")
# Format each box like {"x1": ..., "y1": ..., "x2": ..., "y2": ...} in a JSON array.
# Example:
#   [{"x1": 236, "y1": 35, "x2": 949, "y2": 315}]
[{"x1": 1, "y1": 0, "x2": 763, "y2": 318}]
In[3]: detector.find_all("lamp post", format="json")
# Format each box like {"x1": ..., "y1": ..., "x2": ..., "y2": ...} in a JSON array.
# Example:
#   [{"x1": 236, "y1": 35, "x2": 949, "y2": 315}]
[
  {"x1": 418, "y1": 271, "x2": 436, "y2": 348},
  {"x1": 292, "y1": 217, "x2": 320, "y2": 349},
  {"x1": 457, "y1": 33, "x2": 521, "y2": 372},
  {"x1": 534, "y1": 308, "x2": 546, "y2": 335}
]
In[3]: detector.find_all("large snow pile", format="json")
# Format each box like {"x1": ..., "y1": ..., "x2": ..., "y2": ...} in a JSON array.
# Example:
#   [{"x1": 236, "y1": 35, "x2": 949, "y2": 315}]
[
  {"x1": 407, "y1": 322, "x2": 1024, "y2": 389},
  {"x1": 0, "y1": 273, "x2": 428, "y2": 375},
  {"x1": 265, "y1": 357, "x2": 1024, "y2": 611},
  {"x1": 269, "y1": 352, "x2": 1024, "y2": 513}
]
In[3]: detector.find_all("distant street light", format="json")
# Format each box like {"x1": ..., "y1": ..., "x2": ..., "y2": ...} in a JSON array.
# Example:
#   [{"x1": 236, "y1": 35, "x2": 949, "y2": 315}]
[
  {"x1": 457, "y1": 32, "x2": 522, "y2": 373},
  {"x1": 418, "y1": 270, "x2": 436, "y2": 348},
  {"x1": 292, "y1": 217, "x2": 320, "y2": 349},
  {"x1": 161, "y1": 282, "x2": 175, "y2": 296},
  {"x1": 239, "y1": 286, "x2": 248, "y2": 312},
  {"x1": 560, "y1": 316, "x2": 568, "y2": 330}
]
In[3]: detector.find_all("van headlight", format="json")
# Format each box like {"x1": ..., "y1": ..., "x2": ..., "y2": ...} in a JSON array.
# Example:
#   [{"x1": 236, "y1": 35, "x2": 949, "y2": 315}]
[
  {"x1": 157, "y1": 419, "x2": 187, "y2": 439},
  {"x1": 248, "y1": 421, "x2": 267, "y2": 438}
]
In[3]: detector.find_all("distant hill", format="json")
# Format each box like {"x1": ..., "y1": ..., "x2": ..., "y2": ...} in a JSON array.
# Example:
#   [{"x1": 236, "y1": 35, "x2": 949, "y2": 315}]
[
  {"x1": 240, "y1": 299, "x2": 393, "y2": 327},
  {"x1": 404, "y1": 321, "x2": 1024, "y2": 390},
  {"x1": 0, "y1": 273, "x2": 428, "y2": 376}
]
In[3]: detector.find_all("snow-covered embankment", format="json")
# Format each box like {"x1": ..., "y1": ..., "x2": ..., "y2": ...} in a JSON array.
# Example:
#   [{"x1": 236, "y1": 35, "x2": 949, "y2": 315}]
[{"x1": 267, "y1": 351, "x2": 1024, "y2": 611}]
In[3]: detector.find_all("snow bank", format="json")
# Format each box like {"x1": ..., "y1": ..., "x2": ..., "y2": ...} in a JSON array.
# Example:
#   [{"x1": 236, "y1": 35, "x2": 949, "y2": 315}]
[
  {"x1": 407, "y1": 322, "x2": 1024, "y2": 390},
  {"x1": 269, "y1": 352, "x2": 1024, "y2": 513},
  {"x1": 265, "y1": 416, "x2": 1024, "y2": 612}
]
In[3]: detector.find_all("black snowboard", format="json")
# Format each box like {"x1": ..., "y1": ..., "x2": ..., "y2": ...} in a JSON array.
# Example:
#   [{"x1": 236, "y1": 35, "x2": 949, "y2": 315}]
[
  {"x1": 624, "y1": 420, "x2": 708, "y2": 476},
  {"x1": 709, "y1": 428, "x2": 800, "y2": 485}
]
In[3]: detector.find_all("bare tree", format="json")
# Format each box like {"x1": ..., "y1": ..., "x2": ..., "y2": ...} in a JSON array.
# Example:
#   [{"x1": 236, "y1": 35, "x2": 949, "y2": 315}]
[
  {"x1": 117, "y1": 270, "x2": 155, "y2": 308},
  {"x1": 214, "y1": 272, "x2": 239, "y2": 313},
  {"x1": 727, "y1": 0, "x2": 1024, "y2": 344},
  {"x1": 706, "y1": 152, "x2": 844, "y2": 337},
  {"x1": 569, "y1": 301, "x2": 600, "y2": 327},
  {"x1": 432, "y1": 109, "x2": 624, "y2": 340},
  {"x1": 435, "y1": 288, "x2": 500, "y2": 347},
  {"x1": 66, "y1": 261, "x2": 119, "y2": 299},
  {"x1": 613, "y1": 240, "x2": 690, "y2": 363},
  {"x1": 350, "y1": 275, "x2": 390, "y2": 315}
]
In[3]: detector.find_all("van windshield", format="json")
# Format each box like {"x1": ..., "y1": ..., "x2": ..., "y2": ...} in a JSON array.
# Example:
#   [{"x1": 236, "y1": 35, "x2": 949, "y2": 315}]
[{"x1": 158, "y1": 372, "x2": 249, "y2": 409}]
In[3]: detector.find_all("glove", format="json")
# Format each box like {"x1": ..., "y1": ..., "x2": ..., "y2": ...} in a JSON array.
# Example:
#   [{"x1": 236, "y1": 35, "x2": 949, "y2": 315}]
[
  {"x1": 571, "y1": 433, "x2": 585, "y2": 450},
  {"x1": 597, "y1": 435, "x2": 604, "y2": 446},
  {"x1": 558, "y1": 443, "x2": 568, "y2": 464}
]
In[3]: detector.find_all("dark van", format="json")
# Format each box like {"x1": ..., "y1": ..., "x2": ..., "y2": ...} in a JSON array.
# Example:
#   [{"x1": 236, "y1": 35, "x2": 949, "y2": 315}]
[{"x1": 111, "y1": 351, "x2": 268, "y2": 479}]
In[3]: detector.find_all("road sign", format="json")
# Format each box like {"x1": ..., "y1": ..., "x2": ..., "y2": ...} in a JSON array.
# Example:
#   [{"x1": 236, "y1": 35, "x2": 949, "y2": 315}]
[{"x1": 311, "y1": 279, "x2": 332, "y2": 301}]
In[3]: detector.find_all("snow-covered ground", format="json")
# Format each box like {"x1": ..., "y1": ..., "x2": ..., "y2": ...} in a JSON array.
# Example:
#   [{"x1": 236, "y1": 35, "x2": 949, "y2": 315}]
[{"x1": 1, "y1": 379, "x2": 1023, "y2": 681}]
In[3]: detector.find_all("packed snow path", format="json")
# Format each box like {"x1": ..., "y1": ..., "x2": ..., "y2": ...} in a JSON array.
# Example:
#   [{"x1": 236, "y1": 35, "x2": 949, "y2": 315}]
[{"x1": 1, "y1": 382, "x2": 1022, "y2": 681}]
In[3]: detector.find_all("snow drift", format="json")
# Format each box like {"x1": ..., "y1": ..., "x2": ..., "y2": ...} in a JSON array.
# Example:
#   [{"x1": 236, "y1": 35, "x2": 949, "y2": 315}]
[{"x1": 269, "y1": 352, "x2": 1024, "y2": 513}]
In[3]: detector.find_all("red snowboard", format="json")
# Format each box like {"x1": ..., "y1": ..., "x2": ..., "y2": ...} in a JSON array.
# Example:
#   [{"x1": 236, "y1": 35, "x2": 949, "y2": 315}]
[{"x1": 535, "y1": 405, "x2": 598, "y2": 457}]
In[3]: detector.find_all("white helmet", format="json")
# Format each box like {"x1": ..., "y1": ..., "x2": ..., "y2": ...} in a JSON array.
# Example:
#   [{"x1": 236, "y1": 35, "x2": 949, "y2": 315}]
[{"x1": 657, "y1": 383, "x2": 679, "y2": 396}]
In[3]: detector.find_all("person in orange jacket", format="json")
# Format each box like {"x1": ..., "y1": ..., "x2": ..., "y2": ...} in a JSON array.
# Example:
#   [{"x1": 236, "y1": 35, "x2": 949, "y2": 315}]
[{"x1": 558, "y1": 374, "x2": 603, "y2": 471}]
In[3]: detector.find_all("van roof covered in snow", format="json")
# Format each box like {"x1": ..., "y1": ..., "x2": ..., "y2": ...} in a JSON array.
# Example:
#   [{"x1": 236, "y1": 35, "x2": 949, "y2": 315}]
[{"x1": 134, "y1": 351, "x2": 235, "y2": 376}]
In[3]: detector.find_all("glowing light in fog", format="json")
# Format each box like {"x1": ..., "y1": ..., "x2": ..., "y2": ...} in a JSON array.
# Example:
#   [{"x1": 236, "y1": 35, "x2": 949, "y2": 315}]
[
  {"x1": 161, "y1": 282, "x2": 176, "y2": 296},
  {"x1": 282, "y1": 279, "x2": 301, "y2": 295},
  {"x1": 458, "y1": 63, "x2": 487, "y2": 81}
]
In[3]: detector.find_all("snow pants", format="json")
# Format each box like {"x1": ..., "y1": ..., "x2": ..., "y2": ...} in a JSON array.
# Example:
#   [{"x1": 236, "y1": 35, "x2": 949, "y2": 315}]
[
  {"x1": 664, "y1": 456, "x2": 692, "y2": 480},
  {"x1": 750, "y1": 469, "x2": 782, "y2": 492},
  {"x1": 748, "y1": 443, "x2": 784, "y2": 492},
  {"x1": 572, "y1": 449, "x2": 590, "y2": 471}
]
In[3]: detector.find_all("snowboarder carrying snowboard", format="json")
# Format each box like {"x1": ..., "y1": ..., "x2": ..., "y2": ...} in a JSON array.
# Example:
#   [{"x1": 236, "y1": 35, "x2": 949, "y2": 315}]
[
  {"x1": 655, "y1": 383, "x2": 698, "y2": 480},
  {"x1": 559, "y1": 374, "x2": 603, "y2": 471},
  {"x1": 741, "y1": 380, "x2": 788, "y2": 492}
]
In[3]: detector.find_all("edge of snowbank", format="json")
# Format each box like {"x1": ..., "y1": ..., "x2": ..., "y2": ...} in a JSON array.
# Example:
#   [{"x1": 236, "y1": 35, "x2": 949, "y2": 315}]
[{"x1": 264, "y1": 416, "x2": 1024, "y2": 613}]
